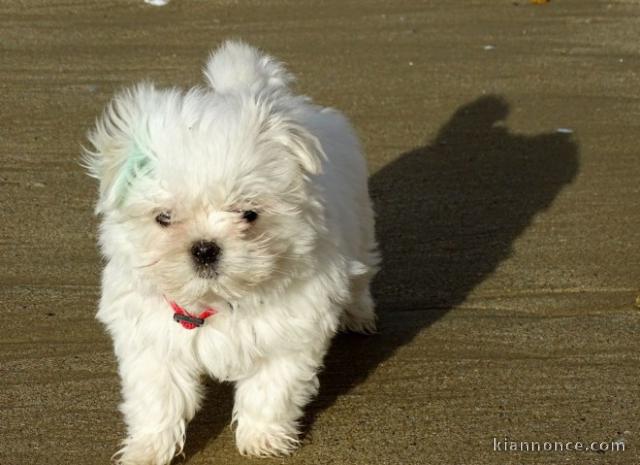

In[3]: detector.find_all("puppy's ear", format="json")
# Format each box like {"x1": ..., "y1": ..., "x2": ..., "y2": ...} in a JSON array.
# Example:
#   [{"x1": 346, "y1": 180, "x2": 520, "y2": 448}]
[
  {"x1": 203, "y1": 40, "x2": 293, "y2": 95},
  {"x1": 258, "y1": 108, "x2": 326, "y2": 176},
  {"x1": 277, "y1": 122, "x2": 325, "y2": 176},
  {"x1": 83, "y1": 84, "x2": 155, "y2": 213}
]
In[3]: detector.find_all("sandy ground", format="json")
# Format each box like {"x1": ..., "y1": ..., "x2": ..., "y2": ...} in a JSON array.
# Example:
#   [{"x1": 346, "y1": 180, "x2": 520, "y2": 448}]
[{"x1": 1, "y1": 1, "x2": 639, "y2": 464}]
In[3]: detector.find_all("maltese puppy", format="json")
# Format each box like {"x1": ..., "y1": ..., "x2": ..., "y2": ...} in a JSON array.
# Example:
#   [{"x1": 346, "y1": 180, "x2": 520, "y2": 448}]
[{"x1": 85, "y1": 40, "x2": 379, "y2": 464}]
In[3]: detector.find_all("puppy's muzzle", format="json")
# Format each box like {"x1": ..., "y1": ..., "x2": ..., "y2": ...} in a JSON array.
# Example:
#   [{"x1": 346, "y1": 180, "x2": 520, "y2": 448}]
[{"x1": 191, "y1": 240, "x2": 221, "y2": 268}]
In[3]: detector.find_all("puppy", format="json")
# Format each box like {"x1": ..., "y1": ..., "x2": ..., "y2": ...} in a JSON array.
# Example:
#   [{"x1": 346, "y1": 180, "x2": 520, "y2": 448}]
[{"x1": 85, "y1": 40, "x2": 379, "y2": 464}]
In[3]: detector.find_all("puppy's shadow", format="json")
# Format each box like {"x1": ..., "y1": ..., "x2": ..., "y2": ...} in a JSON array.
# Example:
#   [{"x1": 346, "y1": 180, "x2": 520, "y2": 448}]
[
  {"x1": 183, "y1": 95, "x2": 579, "y2": 457},
  {"x1": 183, "y1": 380, "x2": 234, "y2": 460},
  {"x1": 306, "y1": 95, "x2": 579, "y2": 429}
]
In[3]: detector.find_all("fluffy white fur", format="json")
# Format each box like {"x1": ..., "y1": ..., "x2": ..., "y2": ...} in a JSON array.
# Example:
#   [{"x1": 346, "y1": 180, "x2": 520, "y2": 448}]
[{"x1": 85, "y1": 40, "x2": 379, "y2": 464}]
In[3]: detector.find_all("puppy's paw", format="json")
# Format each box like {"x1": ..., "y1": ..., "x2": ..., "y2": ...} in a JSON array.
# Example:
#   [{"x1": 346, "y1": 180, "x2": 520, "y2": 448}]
[
  {"x1": 235, "y1": 419, "x2": 300, "y2": 457},
  {"x1": 341, "y1": 289, "x2": 377, "y2": 334},
  {"x1": 340, "y1": 303, "x2": 377, "y2": 334},
  {"x1": 341, "y1": 312, "x2": 377, "y2": 334},
  {"x1": 113, "y1": 432, "x2": 182, "y2": 465}
]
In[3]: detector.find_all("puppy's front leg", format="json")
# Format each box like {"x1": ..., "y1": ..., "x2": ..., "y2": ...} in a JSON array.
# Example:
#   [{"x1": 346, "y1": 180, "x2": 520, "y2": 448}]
[
  {"x1": 114, "y1": 345, "x2": 203, "y2": 465},
  {"x1": 233, "y1": 353, "x2": 322, "y2": 456}
]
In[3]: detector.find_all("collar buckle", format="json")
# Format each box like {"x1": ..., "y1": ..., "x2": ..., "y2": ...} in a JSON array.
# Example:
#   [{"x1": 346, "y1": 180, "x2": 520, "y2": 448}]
[{"x1": 173, "y1": 313, "x2": 205, "y2": 327}]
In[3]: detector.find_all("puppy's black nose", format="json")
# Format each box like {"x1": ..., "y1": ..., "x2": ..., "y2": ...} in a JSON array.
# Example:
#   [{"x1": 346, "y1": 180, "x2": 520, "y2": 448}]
[{"x1": 191, "y1": 240, "x2": 221, "y2": 266}]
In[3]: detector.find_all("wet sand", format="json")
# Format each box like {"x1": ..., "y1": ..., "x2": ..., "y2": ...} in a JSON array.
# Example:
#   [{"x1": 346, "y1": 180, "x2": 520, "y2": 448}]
[{"x1": 1, "y1": 1, "x2": 639, "y2": 464}]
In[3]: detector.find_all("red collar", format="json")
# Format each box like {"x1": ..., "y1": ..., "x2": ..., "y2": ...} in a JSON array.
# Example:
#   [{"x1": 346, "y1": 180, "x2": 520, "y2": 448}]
[{"x1": 167, "y1": 300, "x2": 217, "y2": 330}]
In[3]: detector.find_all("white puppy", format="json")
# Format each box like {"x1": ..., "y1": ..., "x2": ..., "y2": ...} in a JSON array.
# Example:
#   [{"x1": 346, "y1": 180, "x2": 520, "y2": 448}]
[{"x1": 85, "y1": 40, "x2": 379, "y2": 464}]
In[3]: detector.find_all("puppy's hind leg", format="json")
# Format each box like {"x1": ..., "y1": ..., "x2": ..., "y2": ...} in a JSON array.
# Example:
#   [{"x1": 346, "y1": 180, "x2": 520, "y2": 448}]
[{"x1": 340, "y1": 258, "x2": 379, "y2": 334}]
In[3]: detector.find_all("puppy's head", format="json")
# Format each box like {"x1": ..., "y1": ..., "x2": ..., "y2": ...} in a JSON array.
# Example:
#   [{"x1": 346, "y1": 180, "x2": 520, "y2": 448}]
[{"x1": 84, "y1": 41, "x2": 325, "y2": 304}]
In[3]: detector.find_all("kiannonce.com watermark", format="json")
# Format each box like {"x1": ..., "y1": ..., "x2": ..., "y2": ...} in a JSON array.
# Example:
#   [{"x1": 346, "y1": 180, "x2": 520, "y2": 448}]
[{"x1": 492, "y1": 437, "x2": 625, "y2": 453}]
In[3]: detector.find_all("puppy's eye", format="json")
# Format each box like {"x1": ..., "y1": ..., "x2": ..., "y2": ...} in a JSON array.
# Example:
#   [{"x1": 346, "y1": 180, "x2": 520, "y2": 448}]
[
  {"x1": 155, "y1": 211, "x2": 171, "y2": 227},
  {"x1": 242, "y1": 210, "x2": 258, "y2": 223}
]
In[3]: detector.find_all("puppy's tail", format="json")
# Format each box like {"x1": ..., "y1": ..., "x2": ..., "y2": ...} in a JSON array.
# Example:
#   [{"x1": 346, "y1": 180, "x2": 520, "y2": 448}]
[{"x1": 203, "y1": 40, "x2": 293, "y2": 94}]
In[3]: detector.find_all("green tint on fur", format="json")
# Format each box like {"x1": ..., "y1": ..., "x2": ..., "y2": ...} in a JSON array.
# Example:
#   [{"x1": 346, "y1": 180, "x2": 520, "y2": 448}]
[{"x1": 114, "y1": 144, "x2": 152, "y2": 205}]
